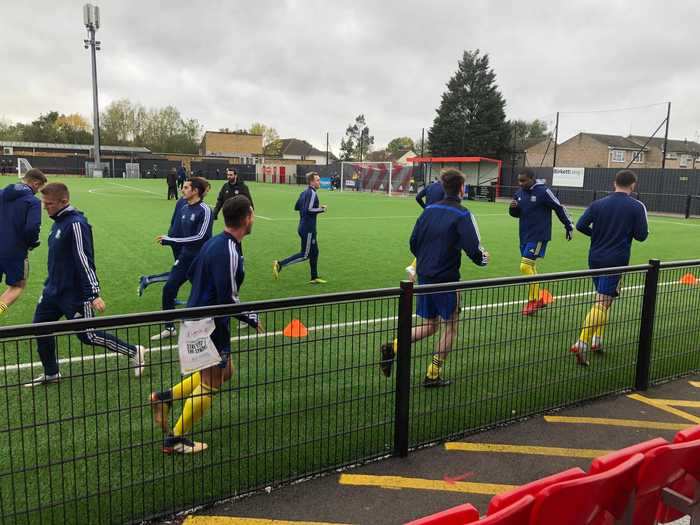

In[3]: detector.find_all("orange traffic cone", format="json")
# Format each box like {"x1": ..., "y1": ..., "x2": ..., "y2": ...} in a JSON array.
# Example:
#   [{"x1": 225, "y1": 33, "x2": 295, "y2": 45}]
[
  {"x1": 283, "y1": 319, "x2": 308, "y2": 338},
  {"x1": 679, "y1": 273, "x2": 698, "y2": 285},
  {"x1": 539, "y1": 289, "x2": 555, "y2": 305}
]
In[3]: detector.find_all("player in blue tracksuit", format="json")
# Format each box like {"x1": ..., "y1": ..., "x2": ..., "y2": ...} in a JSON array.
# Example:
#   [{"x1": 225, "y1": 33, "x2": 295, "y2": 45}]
[
  {"x1": 0, "y1": 169, "x2": 47, "y2": 317},
  {"x1": 406, "y1": 178, "x2": 447, "y2": 281},
  {"x1": 272, "y1": 172, "x2": 327, "y2": 283},
  {"x1": 150, "y1": 178, "x2": 213, "y2": 340},
  {"x1": 570, "y1": 170, "x2": 648, "y2": 366},
  {"x1": 150, "y1": 196, "x2": 262, "y2": 454},
  {"x1": 24, "y1": 183, "x2": 146, "y2": 387},
  {"x1": 415, "y1": 178, "x2": 446, "y2": 208},
  {"x1": 380, "y1": 169, "x2": 489, "y2": 387},
  {"x1": 509, "y1": 170, "x2": 574, "y2": 315}
]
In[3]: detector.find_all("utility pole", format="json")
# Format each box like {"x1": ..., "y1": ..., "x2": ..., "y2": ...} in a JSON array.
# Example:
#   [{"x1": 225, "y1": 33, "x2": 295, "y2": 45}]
[
  {"x1": 420, "y1": 128, "x2": 425, "y2": 184},
  {"x1": 661, "y1": 102, "x2": 671, "y2": 169},
  {"x1": 83, "y1": 4, "x2": 102, "y2": 175},
  {"x1": 552, "y1": 112, "x2": 560, "y2": 168}
]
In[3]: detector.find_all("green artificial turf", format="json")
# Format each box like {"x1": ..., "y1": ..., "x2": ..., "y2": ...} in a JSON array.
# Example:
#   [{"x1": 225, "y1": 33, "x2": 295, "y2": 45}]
[{"x1": 1, "y1": 176, "x2": 699, "y2": 524}]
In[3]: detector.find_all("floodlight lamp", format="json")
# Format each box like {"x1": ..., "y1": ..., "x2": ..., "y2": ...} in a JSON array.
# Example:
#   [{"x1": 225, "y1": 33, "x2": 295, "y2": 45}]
[{"x1": 83, "y1": 4, "x2": 100, "y2": 31}]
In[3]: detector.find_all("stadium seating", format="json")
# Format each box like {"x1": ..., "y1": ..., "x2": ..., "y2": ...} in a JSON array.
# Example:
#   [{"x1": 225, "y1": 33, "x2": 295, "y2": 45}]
[
  {"x1": 404, "y1": 502, "x2": 480, "y2": 524},
  {"x1": 486, "y1": 467, "x2": 586, "y2": 515},
  {"x1": 408, "y1": 429, "x2": 700, "y2": 525},
  {"x1": 528, "y1": 453, "x2": 644, "y2": 525}
]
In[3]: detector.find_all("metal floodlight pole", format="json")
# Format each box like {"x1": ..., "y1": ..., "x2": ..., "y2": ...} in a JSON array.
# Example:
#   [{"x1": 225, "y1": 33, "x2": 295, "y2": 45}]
[
  {"x1": 552, "y1": 112, "x2": 560, "y2": 168},
  {"x1": 83, "y1": 4, "x2": 102, "y2": 172},
  {"x1": 661, "y1": 102, "x2": 671, "y2": 169}
]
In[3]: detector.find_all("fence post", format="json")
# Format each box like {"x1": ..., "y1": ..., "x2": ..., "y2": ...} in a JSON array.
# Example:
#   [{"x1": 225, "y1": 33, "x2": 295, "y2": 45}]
[
  {"x1": 394, "y1": 280, "x2": 414, "y2": 457},
  {"x1": 635, "y1": 259, "x2": 661, "y2": 391},
  {"x1": 685, "y1": 194, "x2": 692, "y2": 219}
]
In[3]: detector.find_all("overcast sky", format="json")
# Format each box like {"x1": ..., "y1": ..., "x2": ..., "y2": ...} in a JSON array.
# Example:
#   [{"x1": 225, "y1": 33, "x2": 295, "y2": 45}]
[{"x1": 2, "y1": 0, "x2": 699, "y2": 152}]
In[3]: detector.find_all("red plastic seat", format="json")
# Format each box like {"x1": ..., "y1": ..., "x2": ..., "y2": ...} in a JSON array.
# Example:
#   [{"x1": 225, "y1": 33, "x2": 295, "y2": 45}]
[
  {"x1": 589, "y1": 437, "x2": 668, "y2": 475},
  {"x1": 657, "y1": 425, "x2": 700, "y2": 522},
  {"x1": 477, "y1": 495, "x2": 534, "y2": 524},
  {"x1": 529, "y1": 453, "x2": 644, "y2": 525},
  {"x1": 633, "y1": 439, "x2": 700, "y2": 525},
  {"x1": 405, "y1": 503, "x2": 480, "y2": 525},
  {"x1": 487, "y1": 467, "x2": 586, "y2": 515}
]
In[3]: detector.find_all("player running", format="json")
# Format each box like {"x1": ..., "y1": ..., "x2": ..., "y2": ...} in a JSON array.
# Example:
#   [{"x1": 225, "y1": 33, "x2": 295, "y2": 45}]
[
  {"x1": 149, "y1": 178, "x2": 213, "y2": 340},
  {"x1": 380, "y1": 169, "x2": 489, "y2": 387},
  {"x1": 509, "y1": 169, "x2": 574, "y2": 316},
  {"x1": 24, "y1": 183, "x2": 146, "y2": 386},
  {"x1": 272, "y1": 172, "x2": 327, "y2": 284},
  {"x1": 150, "y1": 196, "x2": 262, "y2": 454},
  {"x1": 570, "y1": 170, "x2": 648, "y2": 366},
  {"x1": 405, "y1": 176, "x2": 446, "y2": 281},
  {"x1": 0, "y1": 169, "x2": 47, "y2": 318}
]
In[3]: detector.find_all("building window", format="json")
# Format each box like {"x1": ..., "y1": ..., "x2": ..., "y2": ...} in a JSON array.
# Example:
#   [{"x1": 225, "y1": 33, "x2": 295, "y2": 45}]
[
  {"x1": 631, "y1": 151, "x2": 644, "y2": 164},
  {"x1": 665, "y1": 152, "x2": 678, "y2": 160},
  {"x1": 679, "y1": 155, "x2": 690, "y2": 168},
  {"x1": 611, "y1": 150, "x2": 625, "y2": 163}
]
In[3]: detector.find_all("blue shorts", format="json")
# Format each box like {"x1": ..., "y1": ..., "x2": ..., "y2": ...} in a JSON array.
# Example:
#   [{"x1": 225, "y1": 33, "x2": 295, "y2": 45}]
[
  {"x1": 211, "y1": 319, "x2": 232, "y2": 369},
  {"x1": 0, "y1": 256, "x2": 28, "y2": 286},
  {"x1": 592, "y1": 274, "x2": 622, "y2": 298},
  {"x1": 520, "y1": 241, "x2": 548, "y2": 260},
  {"x1": 417, "y1": 291, "x2": 459, "y2": 321}
]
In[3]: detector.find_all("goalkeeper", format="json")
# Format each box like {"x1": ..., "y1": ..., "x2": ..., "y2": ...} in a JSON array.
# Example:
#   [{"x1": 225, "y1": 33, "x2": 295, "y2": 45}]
[
  {"x1": 509, "y1": 169, "x2": 574, "y2": 316},
  {"x1": 570, "y1": 170, "x2": 648, "y2": 366}
]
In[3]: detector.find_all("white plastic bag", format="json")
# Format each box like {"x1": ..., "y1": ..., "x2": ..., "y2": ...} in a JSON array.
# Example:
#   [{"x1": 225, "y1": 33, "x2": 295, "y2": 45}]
[{"x1": 177, "y1": 318, "x2": 221, "y2": 375}]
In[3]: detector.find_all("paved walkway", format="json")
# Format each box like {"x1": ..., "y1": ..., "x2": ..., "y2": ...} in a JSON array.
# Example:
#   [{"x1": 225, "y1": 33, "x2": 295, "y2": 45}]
[{"x1": 172, "y1": 374, "x2": 700, "y2": 525}]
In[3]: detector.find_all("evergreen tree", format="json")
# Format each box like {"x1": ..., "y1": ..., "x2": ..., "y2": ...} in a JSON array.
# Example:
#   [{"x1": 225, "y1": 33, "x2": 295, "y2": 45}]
[{"x1": 429, "y1": 50, "x2": 510, "y2": 157}]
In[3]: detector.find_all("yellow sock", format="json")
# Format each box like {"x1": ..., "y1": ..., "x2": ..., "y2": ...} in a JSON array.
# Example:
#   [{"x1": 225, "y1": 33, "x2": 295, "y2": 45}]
[
  {"x1": 0, "y1": 302, "x2": 7, "y2": 315},
  {"x1": 170, "y1": 372, "x2": 201, "y2": 401},
  {"x1": 520, "y1": 258, "x2": 539, "y2": 301},
  {"x1": 593, "y1": 323, "x2": 606, "y2": 339},
  {"x1": 410, "y1": 259, "x2": 416, "y2": 271},
  {"x1": 426, "y1": 355, "x2": 443, "y2": 380},
  {"x1": 392, "y1": 338, "x2": 398, "y2": 355},
  {"x1": 579, "y1": 304, "x2": 609, "y2": 344},
  {"x1": 173, "y1": 383, "x2": 215, "y2": 437}
]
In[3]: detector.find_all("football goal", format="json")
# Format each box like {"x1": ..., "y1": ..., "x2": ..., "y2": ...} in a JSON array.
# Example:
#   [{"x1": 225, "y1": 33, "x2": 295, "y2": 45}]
[
  {"x1": 16, "y1": 158, "x2": 33, "y2": 179},
  {"x1": 339, "y1": 161, "x2": 418, "y2": 196}
]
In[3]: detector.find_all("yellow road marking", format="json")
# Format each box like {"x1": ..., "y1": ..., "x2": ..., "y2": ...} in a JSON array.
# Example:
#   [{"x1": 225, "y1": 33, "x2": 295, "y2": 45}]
[
  {"x1": 627, "y1": 394, "x2": 700, "y2": 424},
  {"x1": 338, "y1": 474, "x2": 516, "y2": 495},
  {"x1": 689, "y1": 381, "x2": 700, "y2": 388},
  {"x1": 445, "y1": 442, "x2": 611, "y2": 458},
  {"x1": 184, "y1": 517, "x2": 352, "y2": 525},
  {"x1": 544, "y1": 415, "x2": 688, "y2": 430},
  {"x1": 631, "y1": 398, "x2": 700, "y2": 408}
]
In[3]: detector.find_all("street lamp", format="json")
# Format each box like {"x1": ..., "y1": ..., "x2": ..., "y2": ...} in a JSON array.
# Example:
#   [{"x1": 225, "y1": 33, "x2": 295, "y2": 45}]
[{"x1": 83, "y1": 4, "x2": 102, "y2": 176}]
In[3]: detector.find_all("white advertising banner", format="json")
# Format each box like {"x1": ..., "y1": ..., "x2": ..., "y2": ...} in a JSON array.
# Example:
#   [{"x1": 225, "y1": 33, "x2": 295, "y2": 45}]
[{"x1": 552, "y1": 167, "x2": 585, "y2": 188}]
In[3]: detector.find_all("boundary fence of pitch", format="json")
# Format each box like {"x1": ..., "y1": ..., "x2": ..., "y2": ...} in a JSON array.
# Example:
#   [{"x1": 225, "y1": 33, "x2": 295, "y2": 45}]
[{"x1": 1, "y1": 259, "x2": 699, "y2": 523}]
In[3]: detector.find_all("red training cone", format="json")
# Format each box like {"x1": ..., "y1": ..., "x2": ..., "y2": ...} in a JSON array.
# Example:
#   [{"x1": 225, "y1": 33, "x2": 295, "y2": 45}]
[{"x1": 283, "y1": 319, "x2": 308, "y2": 338}]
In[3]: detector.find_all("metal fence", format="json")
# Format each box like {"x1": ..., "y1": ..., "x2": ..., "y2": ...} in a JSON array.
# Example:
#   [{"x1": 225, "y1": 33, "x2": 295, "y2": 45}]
[{"x1": 1, "y1": 260, "x2": 700, "y2": 523}]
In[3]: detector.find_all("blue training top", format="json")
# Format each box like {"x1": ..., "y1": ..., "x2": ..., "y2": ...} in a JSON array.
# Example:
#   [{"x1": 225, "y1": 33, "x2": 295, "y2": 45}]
[
  {"x1": 509, "y1": 182, "x2": 573, "y2": 243},
  {"x1": 294, "y1": 186, "x2": 325, "y2": 232},
  {"x1": 410, "y1": 195, "x2": 488, "y2": 283},
  {"x1": 44, "y1": 206, "x2": 101, "y2": 303},
  {"x1": 576, "y1": 192, "x2": 648, "y2": 267},
  {"x1": 415, "y1": 181, "x2": 446, "y2": 209},
  {"x1": 0, "y1": 183, "x2": 42, "y2": 258},
  {"x1": 161, "y1": 200, "x2": 213, "y2": 258}
]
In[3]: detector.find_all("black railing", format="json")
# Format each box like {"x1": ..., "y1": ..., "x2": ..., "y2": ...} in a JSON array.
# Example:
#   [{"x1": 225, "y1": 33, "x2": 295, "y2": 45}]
[{"x1": 1, "y1": 260, "x2": 700, "y2": 523}]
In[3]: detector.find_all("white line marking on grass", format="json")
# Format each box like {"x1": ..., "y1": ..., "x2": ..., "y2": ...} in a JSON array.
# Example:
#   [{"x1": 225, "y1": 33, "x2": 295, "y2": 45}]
[
  {"x1": 1, "y1": 279, "x2": 679, "y2": 374},
  {"x1": 106, "y1": 182, "x2": 162, "y2": 196},
  {"x1": 255, "y1": 215, "x2": 273, "y2": 220}
]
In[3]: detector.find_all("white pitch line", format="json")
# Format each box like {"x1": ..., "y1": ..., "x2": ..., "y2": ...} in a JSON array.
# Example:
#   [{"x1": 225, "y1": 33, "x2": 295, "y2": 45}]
[
  {"x1": 0, "y1": 278, "x2": 681, "y2": 374},
  {"x1": 105, "y1": 181, "x2": 162, "y2": 196},
  {"x1": 255, "y1": 215, "x2": 273, "y2": 220}
]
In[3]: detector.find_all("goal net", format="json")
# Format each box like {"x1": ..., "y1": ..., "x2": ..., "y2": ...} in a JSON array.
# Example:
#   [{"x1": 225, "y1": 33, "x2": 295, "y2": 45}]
[
  {"x1": 17, "y1": 158, "x2": 33, "y2": 179},
  {"x1": 125, "y1": 163, "x2": 141, "y2": 179},
  {"x1": 339, "y1": 161, "x2": 418, "y2": 195}
]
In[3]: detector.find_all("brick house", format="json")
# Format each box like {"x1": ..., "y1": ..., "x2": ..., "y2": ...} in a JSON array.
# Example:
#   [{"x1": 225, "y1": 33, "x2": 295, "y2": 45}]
[
  {"x1": 365, "y1": 148, "x2": 417, "y2": 165},
  {"x1": 264, "y1": 138, "x2": 336, "y2": 165},
  {"x1": 199, "y1": 131, "x2": 263, "y2": 160},
  {"x1": 525, "y1": 132, "x2": 700, "y2": 169}
]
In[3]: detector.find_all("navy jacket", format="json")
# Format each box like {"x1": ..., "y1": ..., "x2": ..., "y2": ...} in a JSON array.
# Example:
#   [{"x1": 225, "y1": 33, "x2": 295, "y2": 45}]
[
  {"x1": 43, "y1": 206, "x2": 101, "y2": 303},
  {"x1": 509, "y1": 182, "x2": 573, "y2": 243},
  {"x1": 576, "y1": 192, "x2": 648, "y2": 267},
  {"x1": 161, "y1": 200, "x2": 213, "y2": 258},
  {"x1": 415, "y1": 181, "x2": 445, "y2": 209},
  {"x1": 187, "y1": 232, "x2": 259, "y2": 352},
  {"x1": 0, "y1": 183, "x2": 42, "y2": 258},
  {"x1": 410, "y1": 196, "x2": 488, "y2": 283},
  {"x1": 213, "y1": 180, "x2": 254, "y2": 219},
  {"x1": 294, "y1": 187, "x2": 325, "y2": 232}
]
